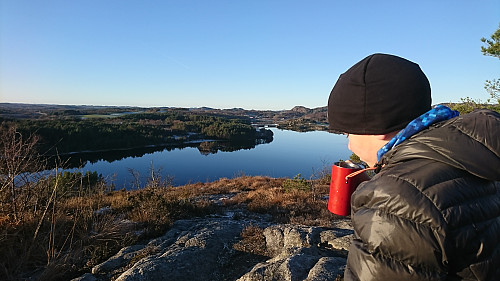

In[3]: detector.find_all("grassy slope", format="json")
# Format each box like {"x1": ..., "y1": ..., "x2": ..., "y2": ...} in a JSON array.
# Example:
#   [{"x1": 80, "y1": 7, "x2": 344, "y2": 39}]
[{"x1": 1, "y1": 174, "x2": 344, "y2": 281}]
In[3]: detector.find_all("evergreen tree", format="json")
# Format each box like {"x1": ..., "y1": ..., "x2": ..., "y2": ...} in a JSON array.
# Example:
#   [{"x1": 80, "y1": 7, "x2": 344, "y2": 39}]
[{"x1": 481, "y1": 23, "x2": 500, "y2": 102}]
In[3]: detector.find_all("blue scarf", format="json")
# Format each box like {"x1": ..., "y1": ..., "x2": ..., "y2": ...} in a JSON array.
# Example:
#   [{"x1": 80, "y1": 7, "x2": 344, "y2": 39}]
[{"x1": 377, "y1": 105, "x2": 459, "y2": 162}]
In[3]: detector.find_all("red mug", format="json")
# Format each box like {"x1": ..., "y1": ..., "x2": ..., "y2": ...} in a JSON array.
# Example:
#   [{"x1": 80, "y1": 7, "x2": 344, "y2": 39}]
[{"x1": 328, "y1": 161, "x2": 371, "y2": 216}]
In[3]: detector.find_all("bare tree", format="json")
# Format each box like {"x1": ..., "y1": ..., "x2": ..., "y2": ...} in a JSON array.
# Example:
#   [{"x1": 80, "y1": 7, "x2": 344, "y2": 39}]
[{"x1": 0, "y1": 124, "x2": 45, "y2": 222}]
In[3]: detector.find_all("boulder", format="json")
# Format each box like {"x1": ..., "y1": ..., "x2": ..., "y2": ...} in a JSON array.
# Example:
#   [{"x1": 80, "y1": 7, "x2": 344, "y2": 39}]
[
  {"x1": 75, "y1": 216, "x2": 353, "y2": 281},
  {"x1": 237, "y1": 224, "x2": 351, "y2": 281}
]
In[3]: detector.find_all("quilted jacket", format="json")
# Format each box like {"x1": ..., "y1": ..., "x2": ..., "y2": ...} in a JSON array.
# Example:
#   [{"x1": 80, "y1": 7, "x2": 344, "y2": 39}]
[{"x1": 344, "y1": 109, "x2": 500, "y2": 281}]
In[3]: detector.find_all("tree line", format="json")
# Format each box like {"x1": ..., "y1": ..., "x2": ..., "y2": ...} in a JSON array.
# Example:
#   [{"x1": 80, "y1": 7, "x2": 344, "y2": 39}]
[{"x1": 0, "y1": 110, "x2": 272, "y2": 156}]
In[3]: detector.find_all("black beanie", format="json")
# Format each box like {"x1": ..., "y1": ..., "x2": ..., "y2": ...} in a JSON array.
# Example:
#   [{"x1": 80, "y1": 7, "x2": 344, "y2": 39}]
[{"x1": 327, "y1": 53, "x2": 431, "y2": 135}]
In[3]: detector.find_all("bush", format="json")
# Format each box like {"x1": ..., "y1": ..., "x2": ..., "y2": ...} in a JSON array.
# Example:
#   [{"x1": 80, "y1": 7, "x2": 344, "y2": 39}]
[
  {"x1": 233, "y1": 225, "x2": 269, "y2": 257},
  {"x1": 282, "y1": 173, "x2": 311, "y2": 192}
]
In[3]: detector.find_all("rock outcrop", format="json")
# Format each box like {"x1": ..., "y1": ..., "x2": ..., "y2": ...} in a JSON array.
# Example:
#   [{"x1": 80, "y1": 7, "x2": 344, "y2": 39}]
[{"x1": 72, "y1": 211, "x2": 352, "y2": 281}]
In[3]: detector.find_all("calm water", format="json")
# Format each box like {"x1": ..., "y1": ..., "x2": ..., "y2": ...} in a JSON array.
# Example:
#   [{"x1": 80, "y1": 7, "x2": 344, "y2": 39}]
[{"x1": 75, "y1": 129, "x2": 351, "y2": 189}]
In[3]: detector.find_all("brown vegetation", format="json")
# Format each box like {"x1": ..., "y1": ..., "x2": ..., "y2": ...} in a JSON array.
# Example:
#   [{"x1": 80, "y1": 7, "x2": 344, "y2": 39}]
[{"x1": 0, "y1": 127, "x2": 341, "y2": 280}]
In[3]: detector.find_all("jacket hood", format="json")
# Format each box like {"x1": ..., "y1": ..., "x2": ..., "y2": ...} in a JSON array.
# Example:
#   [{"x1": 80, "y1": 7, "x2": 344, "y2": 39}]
[{"x1": 382, "y1": 109, "x2": 500, "y2": 181}]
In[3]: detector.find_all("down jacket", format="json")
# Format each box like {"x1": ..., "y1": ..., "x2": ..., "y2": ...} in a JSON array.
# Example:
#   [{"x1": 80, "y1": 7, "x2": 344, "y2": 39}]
[{"x1": 344, "y1": 109, "x2": 500, "y2": 281}]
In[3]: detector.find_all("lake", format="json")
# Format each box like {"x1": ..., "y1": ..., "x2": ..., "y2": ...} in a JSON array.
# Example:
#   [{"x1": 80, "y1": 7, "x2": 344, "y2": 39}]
[{"x1": 72, "y1": 128, "x2": 351, "y2": 189}]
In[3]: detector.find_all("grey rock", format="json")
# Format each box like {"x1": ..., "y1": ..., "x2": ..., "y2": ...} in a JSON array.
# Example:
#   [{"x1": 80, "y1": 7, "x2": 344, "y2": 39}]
[
  {"x1": 320, "y1": 229, "x2": 354, "y2": 251},
  {"x1": 75, "y1": 216, "x2": 353, "y2": 281},
  {"x1": 114, "y1": 218, "x2": 247, "y2": 281},
  {"x1": 264, "y1": 225, "x2": 325, "y2": 258},
  {"x1": 237, "y1": 248, "x2": 324, "y2": 281},
  {"x1": 237, "y1": 224, "x2": 351, "y2": 281},
  {"x1": 92, "y1": 245, "x2": 146, "y2": 275},
  {"x1": 70, "y1": 273, "x2": 97, "y2": 281},
  {"x1": 305, "y1": 257, "x2": 346, "y2": 281}
]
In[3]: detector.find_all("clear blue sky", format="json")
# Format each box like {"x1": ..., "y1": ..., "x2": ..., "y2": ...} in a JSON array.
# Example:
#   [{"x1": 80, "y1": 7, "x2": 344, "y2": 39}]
[{"x1": 1, "y1": 1, "x2": 499, "y2": 110}]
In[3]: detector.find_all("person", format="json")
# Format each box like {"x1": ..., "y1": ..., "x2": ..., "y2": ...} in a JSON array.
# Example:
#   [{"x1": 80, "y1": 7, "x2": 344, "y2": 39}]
[{"x1": 327, "y1": 53, "x2": 500, "y2": 280}]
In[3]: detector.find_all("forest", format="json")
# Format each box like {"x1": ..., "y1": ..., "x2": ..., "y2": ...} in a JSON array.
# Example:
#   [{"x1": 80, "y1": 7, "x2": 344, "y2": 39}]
[{"x1": 0, "y1": 108, "x2": 274, "y2": 156}]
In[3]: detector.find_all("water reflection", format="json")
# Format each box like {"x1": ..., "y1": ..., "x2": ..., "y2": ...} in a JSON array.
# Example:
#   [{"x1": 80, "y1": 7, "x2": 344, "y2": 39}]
[
  {"x1": 53, "y1": 137, "x2": 274, "y2": 169},
  {"x1": 58, "y1": 129, "x2": 348, "y2": 189}
]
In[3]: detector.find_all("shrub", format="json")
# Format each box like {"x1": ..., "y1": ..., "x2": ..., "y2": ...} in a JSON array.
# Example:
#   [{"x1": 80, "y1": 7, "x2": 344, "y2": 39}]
[
  {"x1": 282, "y1": 173, "x2": 311, "y2": 192},
  {"x1": 233, "y1": 225, "x2": 269, "y2": 257}
]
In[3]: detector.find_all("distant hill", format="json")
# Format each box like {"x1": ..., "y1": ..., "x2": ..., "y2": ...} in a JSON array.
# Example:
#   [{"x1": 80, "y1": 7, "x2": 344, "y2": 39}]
[{"x1": 0, "y1": 103, "x2": 330, "y2": 132}]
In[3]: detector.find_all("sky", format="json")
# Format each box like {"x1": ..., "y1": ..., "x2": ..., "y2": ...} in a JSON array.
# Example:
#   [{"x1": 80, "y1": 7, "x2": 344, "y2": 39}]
[{"x1": 1, "y1": 1, "x2": 499, "y2": 110}]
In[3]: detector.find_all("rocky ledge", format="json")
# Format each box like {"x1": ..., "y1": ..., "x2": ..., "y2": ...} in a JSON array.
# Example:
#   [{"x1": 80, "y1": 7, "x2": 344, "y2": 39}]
[{"x1": 72, "y1": 210, "x2": 352, "y2": 281}]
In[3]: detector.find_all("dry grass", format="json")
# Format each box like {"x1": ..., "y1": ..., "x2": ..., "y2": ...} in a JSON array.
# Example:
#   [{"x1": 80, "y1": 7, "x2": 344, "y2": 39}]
[
  {"x1": 0, "y1": 172, "x2": 342, "y2": 280},
  {"x1": 233, "y1": 225, "x2": 269, "y2": 257},
  {"x1": 224, "y1": 176, "x2": 340, "y2": 226},
  {"x1": 0, "y1": 124, "x2": 346, "y2": 279}
]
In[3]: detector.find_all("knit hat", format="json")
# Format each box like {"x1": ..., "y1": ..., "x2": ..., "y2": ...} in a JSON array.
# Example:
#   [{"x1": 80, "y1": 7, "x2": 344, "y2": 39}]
[{"x1": 327, "y1": 53, "x2": 431, "y2": 134}]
